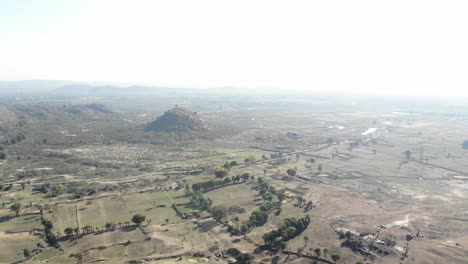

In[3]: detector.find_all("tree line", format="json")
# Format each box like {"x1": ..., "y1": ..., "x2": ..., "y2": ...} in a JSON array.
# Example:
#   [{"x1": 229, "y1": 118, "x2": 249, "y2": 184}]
[
  {"x1": 192, "y1": 172, "x2": 251, "y2": 192},
  {"x1": 262, "y1": 215, "x2": 311, "y2": 250}
]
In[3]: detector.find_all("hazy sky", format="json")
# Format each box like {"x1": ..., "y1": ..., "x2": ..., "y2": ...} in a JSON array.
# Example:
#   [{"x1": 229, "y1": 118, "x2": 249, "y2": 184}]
[{"x1": 1, "y1": 0, "x2": 467, "y2": 96}]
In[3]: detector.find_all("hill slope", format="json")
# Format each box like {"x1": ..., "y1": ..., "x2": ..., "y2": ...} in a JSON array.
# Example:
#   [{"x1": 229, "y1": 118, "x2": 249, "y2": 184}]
[{"x1": 144, "y1": 107, "x2": 206, "y2": 132}]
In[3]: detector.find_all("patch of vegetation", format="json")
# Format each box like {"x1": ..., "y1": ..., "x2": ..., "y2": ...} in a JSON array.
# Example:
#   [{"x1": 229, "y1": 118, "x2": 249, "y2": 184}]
[
  {"x1": 214, "y1": 167, "x2": 228, "y2": 178},
  {"x1": 191, "y1": 174, "x2": 249, "y2": 192},
  {"x1": 41, "y1": 219, "x2": 58, "y2": 246},
  {"x1": 286, "y1": 168, "x2": 296, "y2": 176},
  {"x1": 131, "y1": 213, "x2": 146, "y2": 225},
  {"x1": 187, "y1": 193, "x2": 211, "y2": 212},
  {"x1": 262, "y1": 215, "x2": 311, "y2": 250}
]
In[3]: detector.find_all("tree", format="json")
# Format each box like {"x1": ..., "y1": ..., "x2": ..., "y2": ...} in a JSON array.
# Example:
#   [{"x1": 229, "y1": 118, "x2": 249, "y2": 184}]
[
  {"x1": 105, "y1": 222, "x2": 116, "y2": 230},
  {"x1": 42, "y1": 219, "x2": 57, "y2": 244},
  {"x1": 314, "y1": 248, "x2": 322, "y2": 257},
  {"x1": 132, "y1": 213, "x2": 146, "y2": 225},
  {"x1": 10, "y1": 202, "x2": 21, "y2": 216},
  {"x1": 235, "y1": 175, "x2": 241, "y2": 182},
  {"x1": 318, "y1": 164, "x2": 323, "y2": 172},
  {"x1": 83, "y1": 224, "x2": 93, "y2": 234},
  {"x1": 323, "y1": 248, "x2": 328, "y2": 258},
  {"x1": 356, "y1": 261, "x2": 364, "y2": 264},
  {"x1": 23, "y1": 248, "x2": 31, "y2": 258},
  {"x1": 240, "y1": 224, "x2": 248, "y2": 233},
  {"x1": 277, "y1": 190, "x2": 286, "y2": 203},
  {"x1": 296, "y1": 196, "x2": 304, "y2": 206},
  {"x1": 0, "y1": 150, "x2": 7, "y2": 160},
  {"x1": 275, "y1": 207, "x2": 282, "y2": 216},
  {"x1": 241, "y1": 173, "x2": 250, "y2": 182},
  {"x1": 285, "y1": 226, "x2": 297, "y2": 238},
  {"x1": 214, "y1": 167, "x2": 228, "y2": 178},
  {"x1": 222, "y1": 177, "x2": 232, "y2": 185},
  {"x1": 212, "y1": 205, "x2": 227, "y2": 221},
  {"x1": 64, "y1": 227, "x2": 74, "y2": 236},
  {"x1": 286, "y1": 168, "x2": 296, "y2": 176},
  {"x1": 262, "y1": 192, "x2": 273, "y2": 202},
  {"x1": 52, "y1": 184, "x2": 64, "y2": 197},
  {"x1": 190, "y1": 193, "x2": 209, "y2": 210},
  {"x1": 331, "y1": 254, "x2": 341, "y2": 263}
]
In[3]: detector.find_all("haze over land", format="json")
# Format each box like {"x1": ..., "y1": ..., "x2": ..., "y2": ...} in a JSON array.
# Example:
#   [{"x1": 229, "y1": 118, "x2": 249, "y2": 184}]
[
  {"x1": 1, "y1": 0, "x2": 468, "y2": 96},
  {"x1": 0, "y1": 81, "x2": 468, "y2": 263}
]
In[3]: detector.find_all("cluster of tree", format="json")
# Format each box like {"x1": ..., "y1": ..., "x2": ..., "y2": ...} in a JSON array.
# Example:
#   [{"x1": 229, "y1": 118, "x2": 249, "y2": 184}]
[
  {"x1": 269, "y1": 157, "x2": 289, "y2": 167},
  {"x1": 63, "y1": 227, "x2": 81, "y2": 236},
  {"x1": 308, "y1": 246, "x2": 340, "y2": 263},
  {"x1": 192, "y1": 173, "x2": 251, "y2": 192},
  {"x1": 224, "y1": 248, "x2": 255, "y2": 263},
  {"x1": 0, "y1": 147, "x2": 7, "y2": 160},
  {"x1": 10, "y1": 202, "x2": 21, "y2": 216},
  {"x1": 41, "y1": 219, "x2": 57, "y2": 245},
  {"x1": 9, "y1": 133, "x2": 26, "y2": 144},
  {"x1": 63, "y1": 214, "x2": 146, "y2": 238},
  {"x1": 257, "y1": 177, "x2": 285, "y2": 204},
  {"x1": 32, "y1": 182, "x2": 118, "y2": 199},
  {"x1": 229, "y1": 179, "x2": 282, "y2": 235},
  {"x1": 223, "y1": 160, "x2": 238, "y2": 170},
  {"x1": 22, "y1": 243, "x2": 45, "y2": 260},
  {"x1": 296, "y1": 196, "x2": 314, "y2": 211},
  {"x1": 241, "y1": 209, "x2": 269, "y2": 232},
  {"x1": 0, "y1": 182, "x2": 15, "y2": 192},
  {"x1": 269, "y1": 153, "x2": 284, "y2": 159},
  {"x1": 65, "y1": 222, "x2": 135, "y2": 236},
  {"x1": 189, "y1": 193, "x2": 211, "y2": 211},
  {"x1": 212, "y1": 205, "x2": 227, "y2": 221},
  {"x1": 32, "y1": 183, "x2": 64, "y2": 197},
  {"x1": 262, "y1": 215, "x2": 311, "y2": 249},
  {"x1": 243, "y1": 155, "x2": 257, "y2": 164}
]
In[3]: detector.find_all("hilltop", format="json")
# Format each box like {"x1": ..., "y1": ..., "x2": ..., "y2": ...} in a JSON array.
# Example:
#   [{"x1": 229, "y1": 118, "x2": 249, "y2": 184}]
[{"x1": 144, "y1": 106, "x2": 206, "y2": 132}]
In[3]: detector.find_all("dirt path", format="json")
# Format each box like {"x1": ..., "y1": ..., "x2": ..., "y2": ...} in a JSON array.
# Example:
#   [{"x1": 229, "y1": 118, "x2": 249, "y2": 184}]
[{"x1": 74, "y1": 202, "x2": 80, "y2": 229}]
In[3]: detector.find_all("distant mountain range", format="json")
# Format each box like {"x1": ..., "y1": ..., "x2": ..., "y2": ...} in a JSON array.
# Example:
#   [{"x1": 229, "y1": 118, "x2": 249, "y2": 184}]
[
  {"x1": 0, "y1": 80, "x2": 234, "y2": 97},
  {"x1": 0, "y1": 80, "x2": 79, "y2": 94}
]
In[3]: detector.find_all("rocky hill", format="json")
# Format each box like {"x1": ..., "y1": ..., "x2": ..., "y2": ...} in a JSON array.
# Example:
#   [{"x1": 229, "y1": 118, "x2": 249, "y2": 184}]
[
  {"x1": 62, "y1": 103, "x2": 112, "y2": 116},
  {"x1": 144, "y1": 107, "x2": 206, "y2": 132}
]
